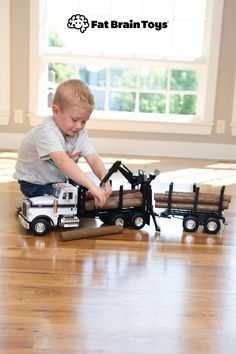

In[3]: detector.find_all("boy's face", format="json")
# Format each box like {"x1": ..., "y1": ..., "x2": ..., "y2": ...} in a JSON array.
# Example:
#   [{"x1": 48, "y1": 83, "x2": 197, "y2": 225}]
[{"x1": 52, "y1": 104, "x2": 92, "y2": 137}]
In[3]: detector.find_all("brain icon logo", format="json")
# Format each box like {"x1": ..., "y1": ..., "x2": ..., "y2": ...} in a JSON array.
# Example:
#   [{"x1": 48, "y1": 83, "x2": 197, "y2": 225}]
[{"x1": 67, "y1": 14, "x2": 89, "y2": 33}]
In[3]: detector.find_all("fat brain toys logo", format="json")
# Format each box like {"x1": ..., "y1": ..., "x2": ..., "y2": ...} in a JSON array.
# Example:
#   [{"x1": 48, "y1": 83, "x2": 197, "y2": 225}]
[
  {"x1": 67, "y1": 14, "x2": 89, "y2": 33},
  {"x1": 67, "y1": 14, "x2": 169, "y2": 33}
]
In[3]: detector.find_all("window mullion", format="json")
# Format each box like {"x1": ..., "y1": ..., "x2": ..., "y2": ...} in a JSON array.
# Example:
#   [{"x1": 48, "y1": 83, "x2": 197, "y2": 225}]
[{"x1": 105, "y1": 67, "x2": 110, "y2": 111}]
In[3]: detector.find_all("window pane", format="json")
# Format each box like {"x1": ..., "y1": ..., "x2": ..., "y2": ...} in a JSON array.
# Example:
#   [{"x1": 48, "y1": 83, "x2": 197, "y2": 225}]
[
  {"x1": 110, "y1": 0, "x2": 142, "y2": 17},
  {"x1": 79, "y1": 0, "x2": 111, "y2": 15},
  {"x1": 49, "y1": 63, "x2": 77, "y2": 83},
  {"x1": 139, "y1": 93, "x2": 166, "y2": 113},
  {"x1": 139, "y1": 29, "x2": 171, "y2": 57},
  {"x1": 140, "y1": 68, "x2": 168, "y2": 89},
  {"x1": 110, "y1": 68, "x2": 137, "y2": 88},
  {"x1": 48, "y1": 63, "x2": 78, "y2": 107},
  {"x1": 47, "y1": 13, "x2": 67, "y2": 49},
  {"x1": 92, "y1": 90, "x2": 105, "y2": 110},
  {"x1": 142, "y1": 0, "x2": 174, "y2": 18},
  {"x1": 49, "y1": 28, "x2": 64, "y2": 48},
  {"x1": 48, "y1": 89, "x2": 54, "y2": 108},
  {"x1": 47, "y1": 0, "x2": 78, "y2": 13},
  {"x1": 109, "y1": 92, "x2": 135, "y2": 112},
  {"x1": 108, "y1": 29, "x2": 140, "y2": 56},
  {"x1": 174, "y1": 0, "x2": 206, "y2": 21},
  {"x1": 79, "y1": 65, "x2": 106, "y2": 87},
  {"x1": 170, "y1": 94, "x2": 197, "y2": 114},
  {"x1": 171, "y1": 70, "x2": 198, "y2": 91},
  {"x1": 172, "y1": 21, "x2": 204, "y2": 58}
]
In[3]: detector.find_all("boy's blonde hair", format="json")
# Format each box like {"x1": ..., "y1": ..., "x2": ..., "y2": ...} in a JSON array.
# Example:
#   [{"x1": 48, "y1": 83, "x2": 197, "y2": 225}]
[{"x1": 52, "y1": 79, "x2": 95, "y2": 111}]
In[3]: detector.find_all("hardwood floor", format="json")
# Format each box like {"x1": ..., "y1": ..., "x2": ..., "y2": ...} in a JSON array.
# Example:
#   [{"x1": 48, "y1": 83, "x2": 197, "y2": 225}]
[{"x1": 1, "y1": 154, "x2": 236, "y2": 353}]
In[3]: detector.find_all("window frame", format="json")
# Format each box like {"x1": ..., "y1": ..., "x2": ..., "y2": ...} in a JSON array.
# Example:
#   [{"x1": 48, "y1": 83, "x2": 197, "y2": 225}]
[
  {"x1": 231, "y1": 72, "x2": 236, "y2": 136},
  {"x1": 29, "y1": 0, "x2": 224, "y2": 135},
  {"x1": 0, "y1": 0, "x2": 10, "y2": 125}
]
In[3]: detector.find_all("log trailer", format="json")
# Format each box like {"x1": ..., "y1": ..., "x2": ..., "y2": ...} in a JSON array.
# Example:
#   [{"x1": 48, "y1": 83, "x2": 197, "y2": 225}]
[
  {"x1": 18, "y1": 160, "x2": 230, "y2": 236},
  {"x1": 155, "y1": 182, "x2": 230, "y2": 234},
  {"x1": 18, "y1": 161, "x2": 160, "y2": 236}
]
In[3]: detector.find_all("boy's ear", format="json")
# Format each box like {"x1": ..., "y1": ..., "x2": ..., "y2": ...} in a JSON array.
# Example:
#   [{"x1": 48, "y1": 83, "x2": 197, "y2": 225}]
[{"x1": 52, "y1": 104, "x2": 60, "y2": 116}]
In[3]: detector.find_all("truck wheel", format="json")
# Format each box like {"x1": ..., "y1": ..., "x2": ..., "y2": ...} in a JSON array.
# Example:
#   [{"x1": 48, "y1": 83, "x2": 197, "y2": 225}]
[
  {"x1": 31, "y1": 218, "x2": 51, "y2": 236},
  {"x1": 110, "y1": 213, "x2": 125, "y2": 227},
  {"x1": 130, "y1": 212, "x2": 146, "y2": 229},
  {"x1": 183, "y1": 216, "x2": 199, "y2": 232},
  {"x1": 99, "y1": 215, "x2": 110, "y2": 224},
  {"x1": 204, "y1": 218, "x2": 221, "y2": 234}
]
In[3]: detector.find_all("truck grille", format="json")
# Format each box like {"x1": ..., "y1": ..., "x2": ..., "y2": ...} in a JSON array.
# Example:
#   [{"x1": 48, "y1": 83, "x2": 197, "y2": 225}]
[{"x1": 22, "y1": 200, "x2": 30, "y2": 217}]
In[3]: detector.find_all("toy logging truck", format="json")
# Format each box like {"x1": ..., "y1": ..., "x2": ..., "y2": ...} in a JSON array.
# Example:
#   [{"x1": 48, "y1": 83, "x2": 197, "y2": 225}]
[
  {"x1": 18, "y1": 161, "x2": 160, "y2": 236},
  {"x1": 18, "y1": 161, "x2": 231, "y2": 236}
]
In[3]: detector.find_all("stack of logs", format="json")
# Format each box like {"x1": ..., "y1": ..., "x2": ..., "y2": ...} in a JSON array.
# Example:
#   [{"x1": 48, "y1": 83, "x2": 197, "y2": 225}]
[
  {"x1": 84, "y1": 189, "x2": 143, "y2": 211},
  {"x1": 154, "y1": 191, "x2": 231, "y2": 212}
]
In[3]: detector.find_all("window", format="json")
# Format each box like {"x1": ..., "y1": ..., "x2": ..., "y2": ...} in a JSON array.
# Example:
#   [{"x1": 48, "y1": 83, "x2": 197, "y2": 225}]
[
  {"x1": 62, "y1": 192, "x2": 73, "y2": 200},
  {"x1": 29, "y1": 0, "x2": 224, "y2": 134}
]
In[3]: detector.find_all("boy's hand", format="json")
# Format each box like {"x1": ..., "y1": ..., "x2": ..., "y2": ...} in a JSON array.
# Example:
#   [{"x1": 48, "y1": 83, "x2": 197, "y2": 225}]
[
  {"x1": 90, "y1": 185, "x2": 108, "y2": 208},
  {"x1": 105, "y1": 180, "x2": 112, "y2": 198}
]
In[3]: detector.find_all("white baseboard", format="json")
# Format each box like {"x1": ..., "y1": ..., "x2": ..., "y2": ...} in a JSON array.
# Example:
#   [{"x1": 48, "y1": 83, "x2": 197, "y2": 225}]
[
  {"x1": 0, "y1": 133, "x2": 25, "y2": 150},
  {"x1": 0, "y1": 133, "x2": 235, "y2": 161}
]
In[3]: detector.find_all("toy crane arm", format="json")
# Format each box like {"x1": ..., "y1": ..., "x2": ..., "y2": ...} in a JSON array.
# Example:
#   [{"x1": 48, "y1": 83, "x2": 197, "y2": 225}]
[
  {"x1": 99, "y1": 160, "x2": 137, "y2": 187},
  {"x1": 100, "y1": 161, "x2": 160, "y2": 189}
]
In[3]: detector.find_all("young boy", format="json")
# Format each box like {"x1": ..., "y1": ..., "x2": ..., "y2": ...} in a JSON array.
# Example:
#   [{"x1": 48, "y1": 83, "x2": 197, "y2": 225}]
[{"x1": 14, "y1": 79, "x2": 111, "y2": 208}]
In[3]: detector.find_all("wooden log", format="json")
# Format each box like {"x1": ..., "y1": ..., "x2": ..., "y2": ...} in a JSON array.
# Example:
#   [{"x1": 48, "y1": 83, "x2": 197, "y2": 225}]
[
  {"x1": 59, "y1": 225, "x2": 124, "y2": 242},
  {"x1": 85, "y1": 189, "x2": 141, "y2": 200},
  {"x1": 85, "y1": 196, "x2": 143, "y2": 211},
  {"x1": 172, "y1": 192, "x2": 231, "y2": 202},
  {"x1": 160, "y1": 191, "x2": 231, "y2": 203},
  {"x1": 154, "y1": 193, "x2": 231, "y2": 205},
  {"x1": 155, "y1": 202, "x2": 229, "y2": 212}
]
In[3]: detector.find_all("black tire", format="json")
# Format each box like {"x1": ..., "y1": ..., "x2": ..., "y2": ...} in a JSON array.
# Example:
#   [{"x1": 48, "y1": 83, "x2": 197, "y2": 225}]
[
  {"x1": 99, "y1": 214, "x2": 110, "y2": 224},
  {"x1": 110, "y1": 213, "x2": 125, "y2": 227},
  {"x1": 183, "y1": 216, "x2": 199, "y2": 232},
  {"x1": 31, "y1": 218, "x2": 51, "y2": 236},
  {"x1": 204, "y1": 218, "x2": 221, "y2": 234},
  {"x1": 130, "y1": 212, "x2": 146, "y2": 229}
]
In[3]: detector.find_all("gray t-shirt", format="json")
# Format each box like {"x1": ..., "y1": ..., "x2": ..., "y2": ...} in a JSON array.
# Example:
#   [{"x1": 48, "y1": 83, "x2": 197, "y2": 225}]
[{"x1": 14, "y1": 116, "x2": 95, "y2": 184}]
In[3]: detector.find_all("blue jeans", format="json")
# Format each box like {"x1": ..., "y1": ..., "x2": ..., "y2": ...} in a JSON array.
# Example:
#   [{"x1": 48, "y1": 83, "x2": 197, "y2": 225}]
[{"x1": 18, "y1": 180, "x2": 55, "y2": 198}]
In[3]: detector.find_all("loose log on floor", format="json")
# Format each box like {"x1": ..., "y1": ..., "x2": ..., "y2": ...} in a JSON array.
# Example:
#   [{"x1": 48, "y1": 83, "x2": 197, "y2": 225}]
[
  {"x1": 59, "y1": 225, "x2": 124, "y2": 241},
  {"x1": 154, "y1": 193, "x2": 231, "y2": 205},
  {"x1": 155, "y1": 201, "x2": 229, "y2": 212}
]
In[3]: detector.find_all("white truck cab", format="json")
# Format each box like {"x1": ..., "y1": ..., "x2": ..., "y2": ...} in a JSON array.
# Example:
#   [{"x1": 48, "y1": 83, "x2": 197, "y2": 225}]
[{"x1": 19, "y1": 182, "x2": 80, "y2": 235}]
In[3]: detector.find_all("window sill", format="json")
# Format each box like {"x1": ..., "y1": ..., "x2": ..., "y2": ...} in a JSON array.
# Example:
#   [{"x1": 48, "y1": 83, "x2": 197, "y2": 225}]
[
  {"x1": 28, "y1": 113, "x2": 213, "y2": 135},
  {"x1": 88, "y1": 117, "x2": 213, "y2": 135}
]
